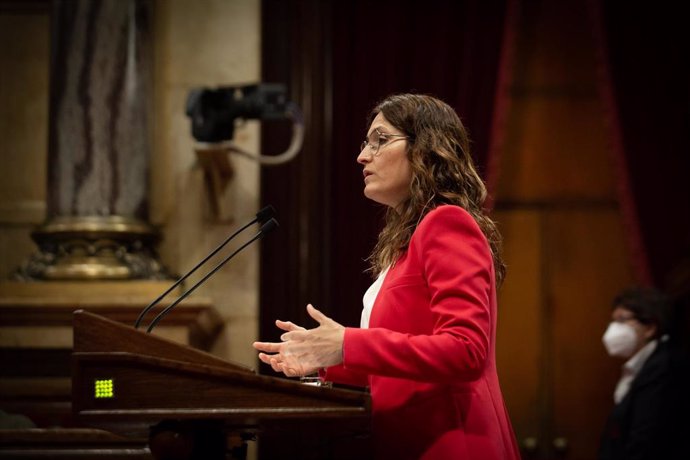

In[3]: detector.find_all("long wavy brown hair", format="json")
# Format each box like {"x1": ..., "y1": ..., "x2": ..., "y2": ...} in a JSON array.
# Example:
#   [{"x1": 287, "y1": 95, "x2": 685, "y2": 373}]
[{"x1": 367, "y1": 94, "x2": 506, "y2": 285}]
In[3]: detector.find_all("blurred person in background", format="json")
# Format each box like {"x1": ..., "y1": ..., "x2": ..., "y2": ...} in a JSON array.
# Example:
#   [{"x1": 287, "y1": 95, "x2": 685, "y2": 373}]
[{"x1": 599, "y1": 286, "x2": 688, "y2": 460}]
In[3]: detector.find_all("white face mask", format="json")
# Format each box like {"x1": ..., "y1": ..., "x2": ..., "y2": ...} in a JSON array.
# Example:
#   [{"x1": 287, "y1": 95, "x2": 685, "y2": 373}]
[{"x1": 602, "y1": 322, "x2": 638, "y2": 358}]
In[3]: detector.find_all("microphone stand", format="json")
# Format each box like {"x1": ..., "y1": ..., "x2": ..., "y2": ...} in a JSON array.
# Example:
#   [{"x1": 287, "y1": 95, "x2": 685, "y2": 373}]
[
  {"x1": 145, "y1": 218, "x2": 278, "y2": 333},
  {"x1": 134, "y1": 206, "x2": 275, "y2": 330}
]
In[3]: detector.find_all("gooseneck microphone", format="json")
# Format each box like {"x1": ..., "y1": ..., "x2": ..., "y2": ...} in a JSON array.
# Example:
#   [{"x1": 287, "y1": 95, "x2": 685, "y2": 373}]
[
  {"x1": 145, "y1": 218, "x2": 278, "y2": 333},
  {"x1": 134, "y1": 206, "x2": 277, "y2": 331}
]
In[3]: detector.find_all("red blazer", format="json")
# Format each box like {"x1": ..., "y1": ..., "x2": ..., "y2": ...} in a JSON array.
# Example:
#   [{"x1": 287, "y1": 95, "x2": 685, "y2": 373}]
[{"x1": 324, "y1": 205, "x2": 520, "y2": 460}]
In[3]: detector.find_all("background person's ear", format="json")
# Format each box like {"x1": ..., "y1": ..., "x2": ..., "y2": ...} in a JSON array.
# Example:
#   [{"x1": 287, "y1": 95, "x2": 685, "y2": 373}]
[{"x1": 642, "y1": 323, "x2": 658, "y2": 342}]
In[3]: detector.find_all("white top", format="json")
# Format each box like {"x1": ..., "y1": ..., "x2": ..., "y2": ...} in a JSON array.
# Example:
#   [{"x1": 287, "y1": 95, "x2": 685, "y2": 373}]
[
  {"x1": 360, "y1": 266, "x2": 389, "y2": 329},
  {"x1": 614, "y1": 338, "x2": 659, "y2": 404}
]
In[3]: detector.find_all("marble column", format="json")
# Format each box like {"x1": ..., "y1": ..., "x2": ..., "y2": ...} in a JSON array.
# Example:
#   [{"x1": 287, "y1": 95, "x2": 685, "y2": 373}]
[{"x1": 17, "y1": 0, "x2": 165, "y2": 280}]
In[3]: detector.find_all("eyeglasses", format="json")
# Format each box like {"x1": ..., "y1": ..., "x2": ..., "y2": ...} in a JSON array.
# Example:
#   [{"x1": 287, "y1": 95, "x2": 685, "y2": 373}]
[{"x1": 360, "y1": 128, "x2": 409, "y2": 156}]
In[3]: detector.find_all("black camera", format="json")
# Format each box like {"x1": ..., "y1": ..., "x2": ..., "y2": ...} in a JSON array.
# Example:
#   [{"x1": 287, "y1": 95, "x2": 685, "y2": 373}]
[{"x1": 185, "y1": 83, "x2": 288, "y2": 143}]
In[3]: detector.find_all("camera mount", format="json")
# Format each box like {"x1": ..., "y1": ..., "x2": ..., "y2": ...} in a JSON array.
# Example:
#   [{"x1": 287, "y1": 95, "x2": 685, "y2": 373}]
[{"x1": 185, "y1": 83, "x2": 303, "y2": 166}]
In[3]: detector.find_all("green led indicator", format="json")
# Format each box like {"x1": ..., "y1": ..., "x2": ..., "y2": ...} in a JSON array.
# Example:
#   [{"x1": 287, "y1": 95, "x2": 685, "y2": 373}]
[{"x1": 94, "y1": 379, "x2": 114, "y2": 399}]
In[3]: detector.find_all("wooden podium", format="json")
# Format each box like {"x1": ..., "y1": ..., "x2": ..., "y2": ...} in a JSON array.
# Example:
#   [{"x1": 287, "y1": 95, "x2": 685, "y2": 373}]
[{"x1": 71, "y1": 310, "x2": 372, "y2": 459}]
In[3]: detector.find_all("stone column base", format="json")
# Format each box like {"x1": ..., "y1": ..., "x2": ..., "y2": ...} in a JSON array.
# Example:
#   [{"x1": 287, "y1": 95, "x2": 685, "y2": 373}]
[{"x1": 15, "y1": 216, "x2": 167, "y2": 281}]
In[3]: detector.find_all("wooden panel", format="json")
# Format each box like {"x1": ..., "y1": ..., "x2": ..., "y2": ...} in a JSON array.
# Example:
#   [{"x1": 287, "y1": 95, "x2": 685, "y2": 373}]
[
  {"x1": 0, "y1": 281, "x2": 223, "y2": 350},
  {"x1": 494, "y1": 209, "x2": 543, "y2": 453},
  {"x1": 497, "y1": 0, "x2": 615, "y2": 205},
  {"x1": 514, "y1": 0, "x2": 598, "y2": 89},
  {"x1": 72, "y1": 311, "x2": 243, "y2": 372},
  {"x1": 0, "y1": 428, "x2": 150, "y2": 459},
  {"x1": 0, "y1": 288, "x2": 225, "y2": 430},
  {"x1": 71, "y1": 312, "x2": 371, "y2": 445},
  {"x1": 74, "y1": 354, "x2": 366, "y2": 415},
  {"x1": 547, "y1": 208, "x2": 633, "y2": 459},
  {"x1": 0, "y1": 377, "x2": 73, "y2": 429},
  {"x1": 0, "y1": 348, "x2": 71, "y2": 377},
  {"x1": 494, "y1": 1, "x2": 636, "y2": 458},
  {"x1": 497, "y1": 95, "x2": 615, "y2": 203}
]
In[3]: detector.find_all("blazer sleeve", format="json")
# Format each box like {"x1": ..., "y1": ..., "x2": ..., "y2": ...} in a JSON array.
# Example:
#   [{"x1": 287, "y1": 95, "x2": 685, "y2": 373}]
[
  {"x1": 320, "y1": 364, "x2": 369, "y2": 388},
  {"x1": 340, "y1": 206, "x2": 493, "y2": 383}
]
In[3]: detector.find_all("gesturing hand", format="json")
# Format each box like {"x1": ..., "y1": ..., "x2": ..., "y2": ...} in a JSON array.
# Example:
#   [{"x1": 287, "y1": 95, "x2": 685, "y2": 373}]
[{"x1": 253, "y1": 304, "x2": 345, "y2": 377}]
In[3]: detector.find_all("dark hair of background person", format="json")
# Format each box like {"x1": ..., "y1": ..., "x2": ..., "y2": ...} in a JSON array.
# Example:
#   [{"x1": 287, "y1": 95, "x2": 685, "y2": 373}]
[
  {"x1": 612, "y1": 286, "x2": 671, "y2": 339},
  {"x1": 367, "y1": 94, "x2": 506, "y2": 284}
]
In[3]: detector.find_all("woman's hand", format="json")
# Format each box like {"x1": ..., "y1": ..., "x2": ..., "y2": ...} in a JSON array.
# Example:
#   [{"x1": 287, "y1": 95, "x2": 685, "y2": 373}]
[{"x1": 253, "y1": 304, "x2": 345, "y2": 377}]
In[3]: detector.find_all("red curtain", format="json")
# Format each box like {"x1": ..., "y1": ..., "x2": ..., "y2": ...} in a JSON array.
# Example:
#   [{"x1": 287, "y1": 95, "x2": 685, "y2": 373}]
[{"x1": 590, "y1": 0, "x2": 690, "y2": 289}]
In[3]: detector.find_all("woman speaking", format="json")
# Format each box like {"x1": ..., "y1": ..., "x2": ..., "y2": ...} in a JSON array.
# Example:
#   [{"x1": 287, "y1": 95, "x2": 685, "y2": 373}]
[{"x1": 254, "y1": 94, "x2": 520, "y2": 460}]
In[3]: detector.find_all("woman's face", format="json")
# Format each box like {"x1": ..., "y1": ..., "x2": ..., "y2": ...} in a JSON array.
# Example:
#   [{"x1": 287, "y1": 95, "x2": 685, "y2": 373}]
[{"x1": 356, "y1": 112, "x2": 413, "y2": 209}]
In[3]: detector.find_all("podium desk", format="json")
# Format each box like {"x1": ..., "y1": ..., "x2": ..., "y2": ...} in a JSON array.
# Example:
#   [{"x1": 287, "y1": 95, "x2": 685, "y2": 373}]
[{"x1": 72, "y1": 311, "x2": 371, "y2": 460}]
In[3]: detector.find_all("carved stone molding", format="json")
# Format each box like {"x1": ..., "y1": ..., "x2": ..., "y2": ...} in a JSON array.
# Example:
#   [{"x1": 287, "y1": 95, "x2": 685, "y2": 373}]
[{"x1": 14, "y1": 216, "x2": 168, "y2": 280}]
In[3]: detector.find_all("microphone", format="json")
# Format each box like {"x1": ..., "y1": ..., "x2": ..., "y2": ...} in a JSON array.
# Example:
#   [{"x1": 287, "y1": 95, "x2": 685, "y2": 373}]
[
  {"x1": 145, "y1": 217, "x2": 279, "y2": 333},
  {"x1": 134, "y1": 206, "x2": 276, "y2": 330}
]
